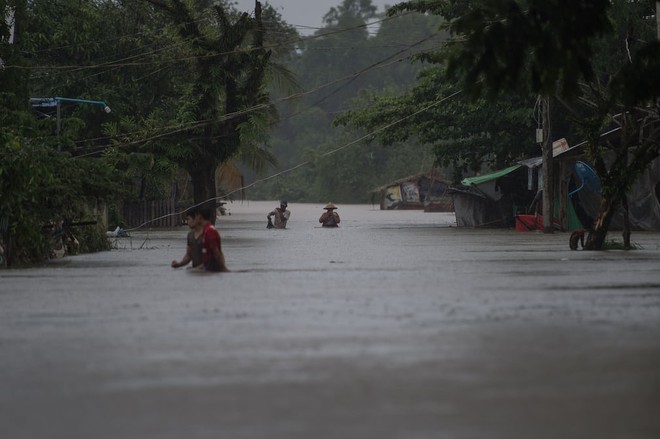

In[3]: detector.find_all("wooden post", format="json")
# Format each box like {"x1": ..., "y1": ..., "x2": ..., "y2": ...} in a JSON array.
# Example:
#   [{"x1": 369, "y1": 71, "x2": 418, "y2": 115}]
[
  {"x1": 558, "y1": 159, "x2": 569, "y2": 231},
  {"x1": 541, "y1": 97, "x2": 554, "y2": 233},
  {"x1": 657, "y1": 1, "x2": 660, "y2": 40}
]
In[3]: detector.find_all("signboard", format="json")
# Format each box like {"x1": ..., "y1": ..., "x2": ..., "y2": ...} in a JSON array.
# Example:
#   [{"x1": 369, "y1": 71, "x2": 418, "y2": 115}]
[
  {"x1": 552, "y1": 138, "x2": 569, "y2": 157},
  {"x1": 401, "y1": 182, "x2": 420, "y2": 203},
  {"x1": 384, "y1": 185, "x2": 402, "y2": 209}
]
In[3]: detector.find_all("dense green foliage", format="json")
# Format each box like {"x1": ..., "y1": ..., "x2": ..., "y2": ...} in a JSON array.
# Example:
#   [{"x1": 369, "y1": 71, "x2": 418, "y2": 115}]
[
  {"x1": 443, "y1": 0, "x2": 613, "y2": 99},
  {"x1": 0, "y1": 0, "x2": 121, "y2": 265},
  {"x1": 0, "y1": 0, "x2": 292, "y2": 264},
  {"x1": 573, "y1": 1, "x2": 660, "y2": 248},
  {"x1": 129, "y1": 0, "x2": 284, "y2": 205},
  {"x1": 335, "y1": 65, "x2": 538, "y2": 180},
  {"x1": 333, "y1": 1, "x2": 555, "y2": 180},
  {"x1": 249, "y1": 0, "x2": 446, "y2": 202},
  {"x1": 0, "y1": 135, "x2": 120, "y2": 265},
  {"x1": 342, "y1": 0, "x2": 660, "y2": 248}
]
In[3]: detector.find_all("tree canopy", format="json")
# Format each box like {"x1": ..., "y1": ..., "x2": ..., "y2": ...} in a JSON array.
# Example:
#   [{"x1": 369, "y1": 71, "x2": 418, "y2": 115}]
[
  {"x1": 0, "y1": 0, "x2": 295, "y2": 263},
  {"x1": 249, "y1": 0, "x2": 446, "y2": 202},
  {"x1": 341, "y1": 0, "x2": 660, "y2": 248}
]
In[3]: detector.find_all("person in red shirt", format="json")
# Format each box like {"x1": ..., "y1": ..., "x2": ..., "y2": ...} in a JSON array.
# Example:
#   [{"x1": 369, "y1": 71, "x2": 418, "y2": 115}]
[
  {"x1": 196, "y1": 206, "x2": 229, "y2": 272},
  {"x1": 171, "y1": 207, "x2": 204, "y2": 269}
]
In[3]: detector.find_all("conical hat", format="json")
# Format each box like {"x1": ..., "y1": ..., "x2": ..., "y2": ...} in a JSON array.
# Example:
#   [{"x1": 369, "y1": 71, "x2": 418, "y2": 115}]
[{"x1": 324, "y1": 202, "x2": 337, "y2": 210}]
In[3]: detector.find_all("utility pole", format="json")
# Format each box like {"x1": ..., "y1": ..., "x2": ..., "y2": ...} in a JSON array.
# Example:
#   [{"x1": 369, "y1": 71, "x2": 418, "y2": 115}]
[
  {"x1": 540, "y1": 96, "x2": 554, "y2": 233},
  {"x1": 657, "y1": 1, "x2": 659, "y2": 40},
  {"x1": 29, "y1": 97, "x2": 111, "y2": 151}
]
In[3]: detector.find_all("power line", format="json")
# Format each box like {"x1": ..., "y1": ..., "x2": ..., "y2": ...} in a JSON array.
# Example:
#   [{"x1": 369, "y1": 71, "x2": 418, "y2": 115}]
[
  {"x1": 5, "y1": 5, "x2": 450, "y2": 230},
  {"x1": 7, "y1": 11, "x2": 417, "y2": 75},
  {"x1": 310, "y1": 32, "x2": 439, "y2": 109},
  {"x1": 125, "y1": 89, "x2": 464, "y2": 231},
  {"x1": 25, "y1": 32, "x2": 442, "y2": 156}
]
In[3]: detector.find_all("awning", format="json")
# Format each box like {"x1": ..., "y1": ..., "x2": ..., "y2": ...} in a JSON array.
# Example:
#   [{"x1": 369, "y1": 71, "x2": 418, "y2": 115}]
[
  {"x1": 461, "y1": 164, "x2": 522, "y2": 187},
  {"x1": 519, "y1": 156, "x2": 542, "y2": 168}
]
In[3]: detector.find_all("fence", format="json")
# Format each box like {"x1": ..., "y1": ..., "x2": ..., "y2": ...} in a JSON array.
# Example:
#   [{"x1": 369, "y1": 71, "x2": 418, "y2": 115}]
[{"x1": 121, "y1": 199, "x2": 178, "y2": 228}]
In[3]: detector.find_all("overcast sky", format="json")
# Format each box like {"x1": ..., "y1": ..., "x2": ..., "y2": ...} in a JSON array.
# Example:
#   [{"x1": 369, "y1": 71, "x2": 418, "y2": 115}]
[{"x1": 232, "y1": 0, "x2": 394, "y2": 35}]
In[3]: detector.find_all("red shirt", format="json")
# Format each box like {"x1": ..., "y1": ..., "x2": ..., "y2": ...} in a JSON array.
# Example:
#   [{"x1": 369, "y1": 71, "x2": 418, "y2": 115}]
[{"x1": 201, "y1": 222, "x2": 221, "y2": 271}]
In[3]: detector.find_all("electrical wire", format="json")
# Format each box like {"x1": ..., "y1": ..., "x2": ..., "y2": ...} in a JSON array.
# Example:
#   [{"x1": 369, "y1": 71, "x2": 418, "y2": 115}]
[
  {"x1": 24, "y1": 31, "x2": 443, "y2": 157},
  {"x1": 124, "y1": 89, "x2": 464, "y2": 231},
  {"x1": 4, "y1": 5, "x2": 452, "y2": 230},
  {"x1": 7, "y1": 12, "x2": 411, "y2": 74}
]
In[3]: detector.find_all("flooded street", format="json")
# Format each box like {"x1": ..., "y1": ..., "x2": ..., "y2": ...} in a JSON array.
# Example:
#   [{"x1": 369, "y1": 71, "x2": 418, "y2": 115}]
[{"x1": 2, "y1": 201, "x2": 660, "y2": 439}]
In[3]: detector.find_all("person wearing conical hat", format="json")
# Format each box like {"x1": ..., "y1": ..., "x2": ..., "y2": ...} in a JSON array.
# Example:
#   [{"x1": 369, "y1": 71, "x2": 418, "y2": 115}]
[{"x1": 319, "y1": 202, "x2": 340, "y2": 227}]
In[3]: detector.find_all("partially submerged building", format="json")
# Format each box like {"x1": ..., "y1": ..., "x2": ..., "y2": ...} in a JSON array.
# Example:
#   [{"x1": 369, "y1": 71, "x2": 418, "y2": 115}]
[
  {"x1": 371, "y1": 172, "x2": 453, "y2": 212},
  {"x1": 450, "y1": 140, "x2": 660, "y2": 230},
  {"x1": 450, "y1": 163, "x2": 539, "y2": 228}
]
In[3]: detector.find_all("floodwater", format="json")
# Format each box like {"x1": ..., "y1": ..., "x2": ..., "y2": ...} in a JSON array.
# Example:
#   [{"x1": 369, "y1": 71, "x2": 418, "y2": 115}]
[{"x1": 1, "y1": 201, "x2": 660, "y2": 439}]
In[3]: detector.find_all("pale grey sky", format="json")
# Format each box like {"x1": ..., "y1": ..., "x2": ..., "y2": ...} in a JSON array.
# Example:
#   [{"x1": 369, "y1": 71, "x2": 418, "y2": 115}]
[{"x1": 232, "y1": 0, "x2": 394, "y2": 35}]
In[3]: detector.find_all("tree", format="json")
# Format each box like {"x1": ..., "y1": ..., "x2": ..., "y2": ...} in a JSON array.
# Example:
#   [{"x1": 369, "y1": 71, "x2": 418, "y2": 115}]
[
  {"x1": 349, "y1": 0, "x2": 660, "y2": 248},
  {"x1": 0, "y1": 0, "x2": 134, "y2": 265},
  {"x1": 138, "y1": 0, "x2": 278, "y2": 211},
  {"x1": 335, "y1": 62, "x2": 538, "y2": 182},
  {"x1": 324, "y1": 0, "x2": 377, "y2": 25},
  {"x1": 250, "y1": 0, "x2": 446, "y2": 202},
  {"x1": 2, "y1": 0, "x2": 308, "y2": 264},
  {"x1": 292, "y1": 0, "x2": 378, "y2": 113},
  {"x1": 557, "y1": 0, "x2": 660, "y2": 249},
  {"x1": 335, "y1": 0, "x2": 542, "y2": 178},
  {"x1": 440, "y1": 0, "x2": 613, "y2": 232}
]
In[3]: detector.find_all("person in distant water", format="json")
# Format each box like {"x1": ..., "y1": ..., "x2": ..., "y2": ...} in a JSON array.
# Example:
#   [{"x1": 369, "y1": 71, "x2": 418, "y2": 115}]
[
  {"x1": 198, "y1": 206, "x2": 229, "y2": 272},
  {"x1": 267, "y1": 200, "x2": 291, "y2": 229},
  {"x1": 319, "y1": 202, "x2": 340, "y2": 227},
  {"x1": 171, "y1": 207, "x2": 204, "y2": 269}
]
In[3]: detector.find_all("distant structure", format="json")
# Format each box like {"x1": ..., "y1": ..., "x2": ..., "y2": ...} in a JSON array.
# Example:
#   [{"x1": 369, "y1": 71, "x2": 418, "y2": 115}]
[{"x1": 371, "y1": 172, "x2": 453, "y2": 212}]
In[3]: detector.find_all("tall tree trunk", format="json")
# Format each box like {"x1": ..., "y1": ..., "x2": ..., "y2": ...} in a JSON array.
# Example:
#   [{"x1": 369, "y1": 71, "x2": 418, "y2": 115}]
[
  {"x1": 9, "y1": 0, "x2": 26, "y2": 45},
  {"x1": 622, "y1": 195, "x2": 631, "y2": 249},
  {"x1": 584, "y1": 188, "x2": 624, "y2": 250},
  {"x1": 188, "y1": 160, "x2": 218, "y2": 225}
]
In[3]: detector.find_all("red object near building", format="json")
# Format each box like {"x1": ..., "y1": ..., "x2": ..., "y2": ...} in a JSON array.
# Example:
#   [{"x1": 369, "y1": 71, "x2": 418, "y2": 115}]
[{"x1": 515, "y1": 214, "x2": 543, "y2": 231}]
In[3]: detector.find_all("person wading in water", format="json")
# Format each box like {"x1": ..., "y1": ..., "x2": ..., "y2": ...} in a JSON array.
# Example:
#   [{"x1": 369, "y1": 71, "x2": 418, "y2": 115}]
[
  {"x1": 171, "y1": 207, "x2": 203, "y2": 269},
  {"x1": 319, "y1": 202, "x2": 340, "y2": 227},
  {"x1": 267, "y1": 200, "x2": 291, "y2": 229}
]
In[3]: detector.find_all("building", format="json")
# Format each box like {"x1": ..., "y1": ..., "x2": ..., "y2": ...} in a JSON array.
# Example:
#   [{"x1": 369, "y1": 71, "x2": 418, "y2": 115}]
[{"x1": 371, "y1": 172, "x2": 454, "y2": 212}]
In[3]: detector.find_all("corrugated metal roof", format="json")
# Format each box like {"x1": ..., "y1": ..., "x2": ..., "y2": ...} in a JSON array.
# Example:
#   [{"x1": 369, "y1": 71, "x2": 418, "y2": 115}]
[
  {"x1": 461, "y1": 164, "x2": 522, "y2": 186},
  {"x1": 369, "y1": 171, "x2": 449, "y2": 193},
  {"x1": 519, "y1": 156, "x2": 542, "y2": 168}
]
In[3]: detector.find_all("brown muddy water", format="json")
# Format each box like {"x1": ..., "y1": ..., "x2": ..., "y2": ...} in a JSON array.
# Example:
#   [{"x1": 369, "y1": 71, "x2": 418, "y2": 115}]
[{"x1": 1, "y1": 201, "x2": 660, "y2": 439}]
